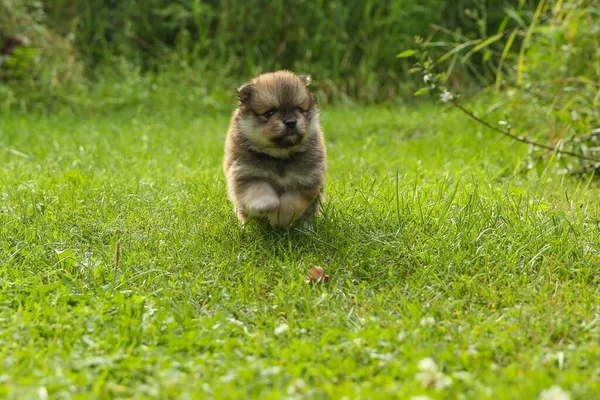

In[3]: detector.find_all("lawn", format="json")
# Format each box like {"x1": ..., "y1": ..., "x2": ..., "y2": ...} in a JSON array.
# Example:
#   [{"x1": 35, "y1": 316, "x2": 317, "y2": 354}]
[{"x1": 1, "y1": 104, "x2": 599, "y2": 399}]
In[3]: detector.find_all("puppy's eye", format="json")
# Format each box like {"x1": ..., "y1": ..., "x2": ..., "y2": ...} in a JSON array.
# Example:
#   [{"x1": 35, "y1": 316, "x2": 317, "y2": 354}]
[
  {"x1": 264, "y1": 109, "x2": 277, "y2": 119},
  {"x1": 296, "y1": 107, "x2": 304, "y2": 113}
]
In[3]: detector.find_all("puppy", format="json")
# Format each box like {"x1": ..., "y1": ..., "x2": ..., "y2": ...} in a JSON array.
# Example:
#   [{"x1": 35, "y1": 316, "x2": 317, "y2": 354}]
[{"x1": 223, "y1": 71, "x2": 327, "y2": 228}]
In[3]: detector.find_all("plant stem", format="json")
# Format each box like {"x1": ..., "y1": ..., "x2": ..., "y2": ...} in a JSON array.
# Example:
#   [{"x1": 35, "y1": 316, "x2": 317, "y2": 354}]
[{"x1": 452, "y1": 101, "x2": 600, "y2": 163}]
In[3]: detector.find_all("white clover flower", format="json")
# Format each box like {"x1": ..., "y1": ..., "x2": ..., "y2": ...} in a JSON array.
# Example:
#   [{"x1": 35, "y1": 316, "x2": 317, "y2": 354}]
[
  {"x1": 420, "y1": 316, "x2": 435, "y2": 327},
  {"x1": 274, "y1": 323, "x2": 289, "y2": 336},
  {"x1": 219, "y1": 370, "x2": 237, "y2": 383},
  {"x1": 570, "y1": 110, "x2": 578, "y2": 121},
  {"x1": 227, "y1": 318, "x2": 244, "y2": 327},
  {"x1": 440, "y1": 89, "x2": 454, "y2": 103},
  {"x1": 453, "y1": 371, "x2": 472, "y2": 381},
  {"x1": 416, "y1": 370, "x2": 453, "y2": 390},
  {"x1": 436, "y1": 374, "x2": 452, "y2": 390},
  {"x1": 287, "y1": 379, "x2": 306, "y2": 395},
  {"x1": 415, "y1": 358, "x2": 453, "y2": 390},
  {"x1": 424, "y1": 74, "x2": 433, "y2": 84},
  {"x1": 397, "y1": 330, "x2": 407, "y2": 341},
  {"x1": 260, "y1": 366, "x2": 282, "y2": 377},
  {"x1": 37, "y1": 387, "x2": 48, "y2": 400},
  {"x1": 539, "y1": 386, "x2": 571, "y2": 400},
  {"x1": 418, "y1": 357, "x2": 438, "y2": 371}
]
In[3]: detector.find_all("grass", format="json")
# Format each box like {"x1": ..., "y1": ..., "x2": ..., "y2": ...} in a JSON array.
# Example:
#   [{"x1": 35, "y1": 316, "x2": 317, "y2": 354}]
[{"x1": 1, "y1": 102, "x2": 599, "y2": 399}]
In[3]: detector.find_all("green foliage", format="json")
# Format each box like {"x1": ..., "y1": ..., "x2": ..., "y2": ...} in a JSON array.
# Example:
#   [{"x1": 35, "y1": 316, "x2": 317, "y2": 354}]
[
  {"x1": 1, "y1": 105, "x2": 599, "y2": 398},
  {"x1": 0, "y1": 0, "x2": 84, "y2": 110},
  {"x1": 407, "y1": 0, "x2": 600, "y2": 177},
  {"x1": 2, "y1": 0, "x2": 537, "y2": 110},
  {"x1": 41, "y1": 0, "x2": 447, "y2": 102},
  {"x1": 513, "y1": 1, "x2": 600, "y2": 175}
]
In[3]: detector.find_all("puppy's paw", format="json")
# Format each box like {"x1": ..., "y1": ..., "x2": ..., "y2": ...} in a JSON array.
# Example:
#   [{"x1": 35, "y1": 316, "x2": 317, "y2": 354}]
[
  {"x1": 239, "y1": 181, "x2": 280, "y2": 217},
  {"x1": 268, "y1": 210, "x2": 288, "y2": 229},
  {"x1": 269, "y1": 192, "x2": 310, "y2": 228},
  {"x1": 235, "y1": 208, "x2": 248, "y2": 225},
  {"x1": 246, "y1": 195, "x2": 280, "y2": 216}
]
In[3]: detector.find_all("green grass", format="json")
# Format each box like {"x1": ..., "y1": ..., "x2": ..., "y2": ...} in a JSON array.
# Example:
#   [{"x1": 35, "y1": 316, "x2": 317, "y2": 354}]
[{"x1": 1, "y1": 103, "x2": 599, "y2": 399}]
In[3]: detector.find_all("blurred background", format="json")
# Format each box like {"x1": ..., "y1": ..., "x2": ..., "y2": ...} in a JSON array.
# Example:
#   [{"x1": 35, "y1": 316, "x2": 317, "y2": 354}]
[{"x1": 0, "y1": 0, "x2": 598, "y2": 123}]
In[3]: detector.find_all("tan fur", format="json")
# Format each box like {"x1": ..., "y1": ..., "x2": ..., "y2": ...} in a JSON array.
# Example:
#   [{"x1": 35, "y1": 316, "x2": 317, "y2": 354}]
[{"x1": 224, "y1": 70, "x2": 327, "y2": 228}]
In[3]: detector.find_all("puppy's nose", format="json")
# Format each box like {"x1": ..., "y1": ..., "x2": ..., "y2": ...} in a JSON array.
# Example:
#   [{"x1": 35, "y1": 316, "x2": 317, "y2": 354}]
[{"x1": 284, "y1": 119, "x2": 297, "y2": 129}]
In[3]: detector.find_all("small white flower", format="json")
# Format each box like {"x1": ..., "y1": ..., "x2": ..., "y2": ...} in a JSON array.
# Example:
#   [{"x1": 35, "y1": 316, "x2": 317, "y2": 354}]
[
  {"x1": 570, "y1": 110, "x2": 579, "y2": 121},
  {"x1": 467, "y1": 344, "x2": 479, "y2": 356},
  {"x1": 416, "y1": 370, "x2": 452, "y2": 390},
  {"x1": 435, "y1": 375, "x2": 453, "y2": 390},
  {"x1": 453, "y1": 371, "x2": 472, "y2": 381},
  {"x1": 420, "y1": 316, "x2": 435, "y2": 327},
  {"x1": 287, "y1": 379, "x2": 306, "y2": 395},
  {"x1": 260, "y1": 366, "x2": 281, "y2": 377},
  {"x1": 227, "y1": 318, "x2": 244, "y2": 327},
  {"x1": 557, "y1": 352, "x2": 564, "y2": 369},
  {"x1": 418, "y1": 357, "x2": 438, "y2": 371},
  {"x1": 415, "y1": 357, "x2": 453, "y2": 390},
  {"x1": 274, "y1": 323, "x2": 289, "y2": 336},
  {"x1": 424, "y1": 74, "x2": 433, "y2": 84},
  {"x1": 539, "y1": 386, "x2": 571, "y2": 400},
  {"x1": 219, "y1": 370, "x2": 237, "y2": 383},
  {"x1": 410, "y1": 396, "x2": 432, "y2": 400},
  {"x1": 37, "y1": 387, "x2": 48, "y2": 400},
  {"x1": 440, "y1": 89, "x2": 454, "y2": 103}
]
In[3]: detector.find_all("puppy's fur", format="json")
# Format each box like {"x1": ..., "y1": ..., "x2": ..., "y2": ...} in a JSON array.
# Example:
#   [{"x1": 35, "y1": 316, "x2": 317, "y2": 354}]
[{"x1": 223, "y1": 71, "x2": 326, "y2": 228}]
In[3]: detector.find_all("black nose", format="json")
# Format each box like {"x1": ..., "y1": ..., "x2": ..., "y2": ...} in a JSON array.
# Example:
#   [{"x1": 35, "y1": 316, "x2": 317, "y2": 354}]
[{"x1": 284, "y1": 119, "x2": 297, "y2": 129}]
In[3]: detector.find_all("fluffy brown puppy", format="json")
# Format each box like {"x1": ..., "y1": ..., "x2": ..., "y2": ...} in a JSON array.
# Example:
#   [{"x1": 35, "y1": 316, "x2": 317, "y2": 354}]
[{"x1": 223, "y1": 71, "x2": 327, "y2": 228}]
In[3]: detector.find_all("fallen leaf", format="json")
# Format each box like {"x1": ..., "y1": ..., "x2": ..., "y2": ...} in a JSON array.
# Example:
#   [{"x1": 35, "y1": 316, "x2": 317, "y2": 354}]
[{"x1": 306, "y1": 266, "x2": 329, "y2": 284}]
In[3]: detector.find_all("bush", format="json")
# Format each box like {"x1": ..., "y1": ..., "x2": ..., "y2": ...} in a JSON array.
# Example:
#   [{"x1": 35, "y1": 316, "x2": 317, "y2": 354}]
[
  {"x1": 41, "y1": 0, "x2": 449, "y2": 102},
  {"x1": 1, "y1": 1, "x2": 542, "y2": 110},
  {"x1": 0, "y1": 0, "x2": 83, "y2": 110},
  {"x1": 409, "y1": 0, "x2": 600, "y2": 176}
]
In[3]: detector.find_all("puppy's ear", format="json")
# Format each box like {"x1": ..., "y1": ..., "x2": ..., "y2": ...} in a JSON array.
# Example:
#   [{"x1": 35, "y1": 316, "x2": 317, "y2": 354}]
[
  {"x1": 298, "y1": 75, "x2": 312, "y2": 86},
  {"x1": 236, "y1": 82, "x2": 254, "y2": 104}
]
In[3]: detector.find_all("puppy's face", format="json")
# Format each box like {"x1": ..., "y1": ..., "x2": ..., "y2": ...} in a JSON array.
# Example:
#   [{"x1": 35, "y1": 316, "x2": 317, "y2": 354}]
[{"x1": 235, "y1": 71, "x2": 318, "y2": 157}]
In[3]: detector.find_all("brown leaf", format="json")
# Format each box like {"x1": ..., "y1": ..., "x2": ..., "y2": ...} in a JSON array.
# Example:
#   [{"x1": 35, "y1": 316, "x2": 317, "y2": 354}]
[{"x1": 306, "y1": 266, "x2": 329, "y2": 285}]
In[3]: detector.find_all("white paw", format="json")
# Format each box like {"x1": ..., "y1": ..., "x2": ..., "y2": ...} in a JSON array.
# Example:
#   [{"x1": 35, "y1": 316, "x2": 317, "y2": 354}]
[
  {"x1": 240, "y1": 181, "x2": 279, "y2": 217},
  {"x1": 246, "y1": 195, "x2": 280, "y2": 217}
]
